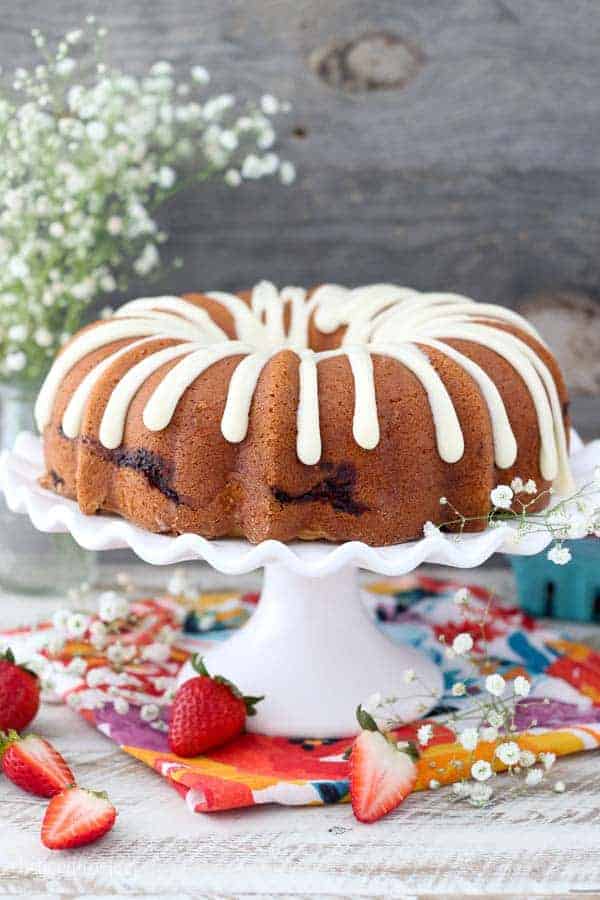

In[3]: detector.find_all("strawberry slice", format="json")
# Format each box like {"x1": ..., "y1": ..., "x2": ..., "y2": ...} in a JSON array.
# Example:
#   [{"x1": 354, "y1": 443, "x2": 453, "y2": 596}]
[
  {"x1": 349, "y1": 706, "x2": 418, "y2": 823},
  {"x1": 41, "y1": 786, "x2": 117, "y2": 850},
  {"x1": 1, "y1": 731, "x2": 75, "y2": 798}
]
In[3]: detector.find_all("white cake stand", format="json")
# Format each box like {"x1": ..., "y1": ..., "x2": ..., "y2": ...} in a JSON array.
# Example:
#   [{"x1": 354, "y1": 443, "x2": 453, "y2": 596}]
[{"x1": 2, "y1": 431, "x2": 599, "y2": 737}]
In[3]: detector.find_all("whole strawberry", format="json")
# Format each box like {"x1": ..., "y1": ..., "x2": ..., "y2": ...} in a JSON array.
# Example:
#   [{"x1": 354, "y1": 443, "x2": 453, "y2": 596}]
[
  {"x1": 42, "y1": 786, "x2": 117, "y2": 850},
  {"x1": 1, "y1": 731, "x2": 75, "y2": 798},
  {"x1": 168, "y1": 656, "x2": 263, "y2": 757},
  {"x1": 0, "y1": 648, "x2": 40, "y2": 732}
]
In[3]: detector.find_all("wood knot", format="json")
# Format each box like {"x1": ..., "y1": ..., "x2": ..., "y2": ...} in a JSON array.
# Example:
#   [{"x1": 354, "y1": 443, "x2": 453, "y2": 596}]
[{"x1": 310, "y1": 31, "x2": 424, "y2": 93}]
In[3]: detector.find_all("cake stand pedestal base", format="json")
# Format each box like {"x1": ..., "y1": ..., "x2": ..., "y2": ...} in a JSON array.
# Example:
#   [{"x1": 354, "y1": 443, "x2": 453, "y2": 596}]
[{"x1": 178, "y1": 563, "x2": 443, "y2": 736}]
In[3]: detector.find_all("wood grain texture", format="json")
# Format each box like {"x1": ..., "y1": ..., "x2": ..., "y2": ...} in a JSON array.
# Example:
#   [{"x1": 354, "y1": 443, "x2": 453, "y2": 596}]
[{"x1": 1, "y1": 563, "x2": 600, "y2": 897}]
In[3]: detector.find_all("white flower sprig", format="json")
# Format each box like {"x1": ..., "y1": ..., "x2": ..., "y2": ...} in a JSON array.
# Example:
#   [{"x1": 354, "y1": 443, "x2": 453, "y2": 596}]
[
  {"x1": 365, "y1": 585, "x2": 570, "y2": 807},
  {"x1": 425, "y1": 472, "x2": 600, "y2": 566},
  {"x1": 0, "y1": 19, "x2": 295, "y2": 383}
]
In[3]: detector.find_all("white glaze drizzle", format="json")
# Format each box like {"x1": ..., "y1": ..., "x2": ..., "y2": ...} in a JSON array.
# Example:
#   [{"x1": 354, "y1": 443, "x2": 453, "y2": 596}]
[
  {"x1": 371, "y1": 342, "x2": 465, "y2": 464},
  {"x1": 35, "y1": 281, "x2": 573, "y2": 490},
  {"x1": 297, "y1": 351, "x2": 321, "y2": 465},
  {"x1": 221, "y1": 351, "x2": 274, "y2": 443},
  {"x1": 100, "y1": 342, "x2": 197, "y2": 449},
  {"x1": 142, "y1": 342, "x2": 252, "y2": 433}
]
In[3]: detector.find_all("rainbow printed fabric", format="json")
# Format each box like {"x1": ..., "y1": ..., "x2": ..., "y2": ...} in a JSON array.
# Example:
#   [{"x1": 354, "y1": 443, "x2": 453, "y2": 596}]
[{"x1": 4, "y1": 575, "x2": 600, "y2": 813}]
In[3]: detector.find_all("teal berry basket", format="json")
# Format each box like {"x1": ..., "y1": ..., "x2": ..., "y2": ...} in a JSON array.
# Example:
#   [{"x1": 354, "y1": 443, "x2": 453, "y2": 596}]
[{"x1": 509, "y1": 538, "x2": 600, "y2": 622}]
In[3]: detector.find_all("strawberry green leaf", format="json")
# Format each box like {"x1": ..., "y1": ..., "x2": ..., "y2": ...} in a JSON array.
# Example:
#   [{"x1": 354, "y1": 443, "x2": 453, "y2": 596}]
[
  {"x1": 243, "y1": 695, "x2": 264, "y2": 716},
  {"x1": 356, "y1": 704, "x2": 379, "y2": 732}
]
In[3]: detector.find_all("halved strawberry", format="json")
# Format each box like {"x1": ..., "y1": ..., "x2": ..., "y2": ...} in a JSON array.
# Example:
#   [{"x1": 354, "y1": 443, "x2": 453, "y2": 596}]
[
  {"x1": 41, "y1": 786, "x2": 117, "y2": 850},
  {"x1": 1, "y1": 731, "x2": 75, "y2": 797},
  {"x1": 349, "y1": 706, "x2": 418, "y2": 823}
]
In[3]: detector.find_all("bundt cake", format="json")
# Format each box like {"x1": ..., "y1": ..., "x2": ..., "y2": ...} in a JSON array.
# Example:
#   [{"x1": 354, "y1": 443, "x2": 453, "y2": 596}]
[{"x1": 35, "y1": 282, "x2": 574, "y2": 545}]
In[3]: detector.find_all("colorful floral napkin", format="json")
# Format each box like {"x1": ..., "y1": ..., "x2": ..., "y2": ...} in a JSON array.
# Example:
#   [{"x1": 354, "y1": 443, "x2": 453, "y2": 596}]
[{"x1": 3, "y1": 575, "x2": 600, "y2": 813}]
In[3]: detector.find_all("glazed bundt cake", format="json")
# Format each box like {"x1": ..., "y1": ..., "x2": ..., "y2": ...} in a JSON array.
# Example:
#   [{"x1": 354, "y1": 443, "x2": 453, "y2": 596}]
[{"x1": 35, "y1": 282, "x2": 573, "y2": 545}]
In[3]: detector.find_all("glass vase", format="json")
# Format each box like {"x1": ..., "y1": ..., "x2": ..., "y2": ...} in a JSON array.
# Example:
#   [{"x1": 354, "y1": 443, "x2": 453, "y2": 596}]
[{"x1": 0, "y1": 381, "x2": 97, "y2": 595}]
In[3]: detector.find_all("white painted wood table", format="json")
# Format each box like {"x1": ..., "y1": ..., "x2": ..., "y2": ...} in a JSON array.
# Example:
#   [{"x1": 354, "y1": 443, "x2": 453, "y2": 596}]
[{"x1": 1, "y1": 563, "x2": 600, "y2": 899}]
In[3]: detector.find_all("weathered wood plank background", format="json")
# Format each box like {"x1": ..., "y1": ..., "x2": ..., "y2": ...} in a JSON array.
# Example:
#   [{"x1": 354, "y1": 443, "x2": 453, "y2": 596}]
[{"x1": 2, "y1": 0, "x2": 600, "y2": 430}]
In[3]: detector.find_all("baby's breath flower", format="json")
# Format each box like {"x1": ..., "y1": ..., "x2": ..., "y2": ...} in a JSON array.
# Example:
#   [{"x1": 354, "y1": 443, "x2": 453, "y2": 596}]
[
  {"x1": 490, "y1": 485, "x2": 513, "y2": 510},
  {"x1": 451, "y1": 681, "x2": 467, "y2": 697},
  {"x1": 113, "y1": 697, "x2": 130, "y2": 715},
  {"x1": 56, "y1": 58, "x2": 76, "y2": 77},
  {"x1": 86, "y1": 667, "x2": 107, "y2": 688},
  {"x1": 486, "y1": 709, "x2": 505, "y2": 728},
  {"x1": 98, "y1": 590, "x2": 130, "y2": 623},
  {"x1": 279, "y1": 160, "x2": 296, "y2": 184},
  {"x1": 140, "y1": 703, "x2": 160, "y2": 722},
  {"x1": 151, "y1": 61, "x2": 172, "y2": 77},
  {"x1": 471, "y1": 760, "x2": 493, "y2": 781},
  {"x1": 423, "y1": 520, "x2": 439, "y2": 538},
  {"x1": 5, "y1": 351, "x2": 26, "y2": 372},
  {"x1": 513, "y1": 675, "x2": 531, "y2": 697},
  {"x1": 191, "y1": 65, "x2": 210, "y2": 84},
  {"x1": 34, "y1": 326, "x2": 53, "y2": 347},
  {"x1": 66, "y1": 612, "x2": 91, "y2": 638},
  {"x1": 89, "y1": 620, "x2": 108, "y2": 650},
  {"x1": 485, "y1": 673, "x2": 506, "y2": 697},
  {"x1": 453, "y1": 587, "x2": 470, "y2": 606},
  {"x1": 260, "y1": 94, "x2": 280, "y2": 115},
  {"x1": 52, "y1": 608, "x2": 71, "y2": 632},
  {"x1": 66, "y1": 656, "x2": 87, "y2": 676},
  {"x1": 524, "y1": 479, "x2": 537, "y2": 494},
  {"x1": 452, "y1": 632, "x2": 473, "y2": 655},
  {"x1": 468, "y1": 782, "x2": 493, "y2": 806},
  {"x1": 364, "y1": 691, "x2": 381, "y2": 713},
  {"x1": 458, "y1": 728, "x2": 478, "y2": 751},
  {"x1": 452, "y1": 780, "x2": 471, "y2": 799},
  {"x1": 100, "y1": 274, "x2": 116, "y2": 292},
  {"x1": 142, "y1": 642, "x2": 171, "y2": 664},
  {"x1": 417, "y1": 724, "x2": 433, "y2": 746},
  {"x1": 107, "y1": 641, "x2": 135, "y2": 667},
  {"x1": 241, "y1": 153, "x2": 265, "y2": 179},
  {"x1": 495, "y1": 740, "x2": 520, "y2": 767},
  {"x1": 519, "y1": 749, "x2": 536, "y2": 768},
  {"x1": 8, "y1": 323, "x2": 27, "y2": 342},
  {"x1": 539, "y1": 752, "x2": 556, "y2": 771},
  {"x1": 157, "y1": 165, "x2": 176, "y2": 189},
  {"x1": 553, "y1": 780, "x2": 566, "y2": 793},
  {"x1": 547, "y1": 544, "x2": 572, "y2": 566},
  {"x1": 48, "y1": 222, "x2": 65, "y2": 239},
  {"x1": 224, "y1": 167, "x2": 242, "y2": 187},
  {"x1": 479, "y1": 726, "x2": 498, "y2": 743},
  {"x1": 525, "y1": 767, "x2": 544, "y2": 787},
  {"x1": 134, "y1": 243, "x2": 160, "y2": 276},
  {"x1": 402, "y1": 668, "x2": 416, "y2": 684}
]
